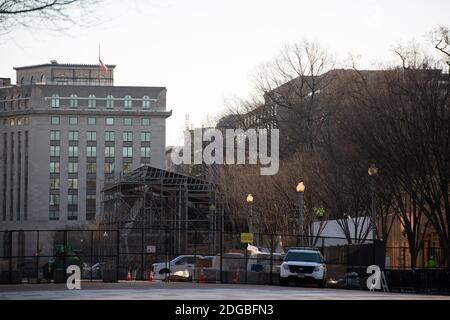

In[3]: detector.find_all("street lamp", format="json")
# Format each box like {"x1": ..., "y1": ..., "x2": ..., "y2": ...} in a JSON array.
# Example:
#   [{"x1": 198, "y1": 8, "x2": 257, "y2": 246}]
[
  {"x1": 296, "y1": 182, "x2": 305, "y2": 245},
  {"x1": 246, "y1": 194, "x2": 254, "y2": 234},
  {"x1": 368, "y1": 164, "x2": 378, "y2": 241}
]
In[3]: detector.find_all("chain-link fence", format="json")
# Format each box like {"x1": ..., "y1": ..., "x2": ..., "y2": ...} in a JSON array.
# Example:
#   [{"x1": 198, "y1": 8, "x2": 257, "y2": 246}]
[{"x1": 1, "y1": 228, "x2": 448, "y2": 293}]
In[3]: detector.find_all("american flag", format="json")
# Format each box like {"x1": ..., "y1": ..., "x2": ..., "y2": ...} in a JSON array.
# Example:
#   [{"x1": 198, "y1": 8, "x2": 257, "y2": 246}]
[{"x1": 99, "y1": 58, "x2": 108, "y2": 71}]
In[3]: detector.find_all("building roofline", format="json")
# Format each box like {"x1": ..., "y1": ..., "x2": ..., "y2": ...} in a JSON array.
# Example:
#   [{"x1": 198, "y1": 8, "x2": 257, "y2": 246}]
[{"x1": 13, "y1": 63, "x2": 116, "y2": 70}]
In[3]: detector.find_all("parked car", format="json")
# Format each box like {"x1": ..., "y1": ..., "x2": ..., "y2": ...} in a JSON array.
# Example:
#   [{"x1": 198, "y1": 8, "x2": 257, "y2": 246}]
[
  {"x1": 152, "y1": 255, "x2": 205, "y2": 280},
  {"x1": 82, "y1": 262, "x2": 105, "y2": 279},
  {"x1": 279, "y1": 247, "x2": 327, "y2": 287},
  {"x1": 337, "y1": 272, "x2": 361, "y2": 288}
]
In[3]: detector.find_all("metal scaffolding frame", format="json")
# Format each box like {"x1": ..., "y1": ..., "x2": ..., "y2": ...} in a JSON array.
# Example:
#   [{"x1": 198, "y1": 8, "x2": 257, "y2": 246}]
[{"x1": 100, "y1": 166, "x2": 224, "y2": 260}]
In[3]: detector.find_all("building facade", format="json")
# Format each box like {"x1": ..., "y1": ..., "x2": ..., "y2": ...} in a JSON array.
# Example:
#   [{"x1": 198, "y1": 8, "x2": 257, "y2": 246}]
[{"x1": 0, "y1": 61, "x2": 171, "y2": 231}]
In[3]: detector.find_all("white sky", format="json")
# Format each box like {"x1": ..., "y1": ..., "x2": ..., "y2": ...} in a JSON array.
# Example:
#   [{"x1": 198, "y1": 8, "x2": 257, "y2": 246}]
[{"x1": 1, "y1": 0, "x2": 449, "y2": 145}]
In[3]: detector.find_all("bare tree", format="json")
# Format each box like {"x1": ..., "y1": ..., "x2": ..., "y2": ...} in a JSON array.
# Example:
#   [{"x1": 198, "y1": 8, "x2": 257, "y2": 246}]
[
  {"x1": 347, "y1": 56, "x2": 450, "y2": 265},
  {"x1": 0, "y1": 0, "x2": 103, "y2": 36},
  {"x1": 430, "y1": 25, "x2": 450, "y2": 72}
]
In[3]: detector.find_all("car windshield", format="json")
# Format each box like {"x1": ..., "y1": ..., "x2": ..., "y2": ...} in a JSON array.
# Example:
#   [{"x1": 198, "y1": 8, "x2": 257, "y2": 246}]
[{"x1": 284, "y1": 251, "x2": 322, "y2": 263}]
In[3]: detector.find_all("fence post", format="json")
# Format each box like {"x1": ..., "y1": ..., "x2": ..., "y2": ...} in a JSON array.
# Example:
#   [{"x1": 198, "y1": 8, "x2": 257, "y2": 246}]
[
  {"x1": 141, "y1": 227, "x2": 145, "y2": 280},
  {"x1": 8, "y1": 231, "x2": 12, "y2": 284},
  {"x1": 36, "y1": 231, "x2": 40, "y2": 284},
  {"x1": 63, "y1": 230, "x2": 67, "y2": 282},
  {"x1": 245, "y1": 246, "x2": 248, "y2": 284},
  {"x1": 194, "y1": 230, "x2": 197, "y2": 282},
  {"x1": 219, "y1": 228, "x2": 223, "y2": 284},
  {"x1": 90, "y1": 230, "x2": 94, "y2": 282},
  {"x1": 270, "y1": 234, "x2": 274, "y2": 285},
  {"x1": 116, "y1": 229, "x2": 120, "y2": 282}
]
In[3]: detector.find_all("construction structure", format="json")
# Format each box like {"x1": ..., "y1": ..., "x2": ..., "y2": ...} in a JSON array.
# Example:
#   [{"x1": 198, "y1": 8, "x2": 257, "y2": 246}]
[{"x1": 100, "y1": 165, "x2": 224, "y2": 266}]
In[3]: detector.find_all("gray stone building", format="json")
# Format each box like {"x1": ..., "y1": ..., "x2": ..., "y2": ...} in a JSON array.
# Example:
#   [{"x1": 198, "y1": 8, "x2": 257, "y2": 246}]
[{"x1": 0, "y1": 61, "x2": 171, "y2": 231}]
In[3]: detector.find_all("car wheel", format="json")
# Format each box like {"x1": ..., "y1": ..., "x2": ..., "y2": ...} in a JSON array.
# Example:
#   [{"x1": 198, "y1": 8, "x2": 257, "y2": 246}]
[{"x1": 280, "y1": 278, "x2": 288, "y2": 286}]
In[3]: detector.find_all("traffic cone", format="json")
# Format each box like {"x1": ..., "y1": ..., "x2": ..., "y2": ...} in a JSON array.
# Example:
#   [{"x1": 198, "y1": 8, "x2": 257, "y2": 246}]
[
  {"x1": 149, "y1": 271, "x2": 154, "y2": 282},
  {"x1": 127, "y1": 270, "x2": 132, "y2": 281},
  {"x1": 198, "y1": 269, "x2": 205, "y2": 283}
]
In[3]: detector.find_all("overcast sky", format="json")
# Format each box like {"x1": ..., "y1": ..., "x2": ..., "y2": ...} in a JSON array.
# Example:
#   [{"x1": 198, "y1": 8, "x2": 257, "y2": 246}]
[{"x1": 1, "y1": 0, "x2": 449, "y2": 145}]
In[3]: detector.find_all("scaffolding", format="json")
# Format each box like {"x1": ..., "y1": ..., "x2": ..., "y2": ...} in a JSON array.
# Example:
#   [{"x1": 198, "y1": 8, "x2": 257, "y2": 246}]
[{"x1": 100, "y1": 166, "x2": 224, "y2": 261}]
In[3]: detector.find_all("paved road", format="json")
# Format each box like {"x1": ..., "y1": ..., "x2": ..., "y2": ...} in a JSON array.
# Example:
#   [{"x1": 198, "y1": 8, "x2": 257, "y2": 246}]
[{"x1": 0, "y1": 281, "x2": 448, "y2": 300}]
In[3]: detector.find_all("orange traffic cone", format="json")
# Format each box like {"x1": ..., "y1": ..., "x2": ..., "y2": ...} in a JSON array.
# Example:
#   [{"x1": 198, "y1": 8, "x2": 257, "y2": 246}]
[
  {"x1": 198, "y1": 269, "x2": 205, "y2": 283},
  {"x1": 127, "y1": 270, "x2": 132, "y2": 281},
  {"x1": 149, "y1": 271, "x2": 154, "y2": 282}
]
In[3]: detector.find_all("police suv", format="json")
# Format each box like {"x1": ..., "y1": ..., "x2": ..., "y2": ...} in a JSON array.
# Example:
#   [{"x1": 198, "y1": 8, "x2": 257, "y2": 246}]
[{"x1": 279, "y1": 247, "x2": 327, "y2": 287}]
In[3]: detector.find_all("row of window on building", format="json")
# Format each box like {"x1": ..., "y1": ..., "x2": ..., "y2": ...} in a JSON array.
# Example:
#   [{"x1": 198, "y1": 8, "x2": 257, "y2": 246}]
[
  {"x1": 0, "y1": 95, "x2": 29, "y2": 110},
  {"x1": 50, "y1": 116, "x2": 151, "y2": 126},
  {"x1": 50, "y1": 130, "x2": 151, "y2": 143},
  {"x1": 50, "y1": 94, "x2": 154, "y2": 109},
  {"x1": 49, "y1": 145, "x2": 151, "y2": 158}
]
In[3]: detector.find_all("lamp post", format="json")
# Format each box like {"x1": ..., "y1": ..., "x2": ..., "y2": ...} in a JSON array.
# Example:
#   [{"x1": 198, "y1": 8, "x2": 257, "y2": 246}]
[
  {"x1": 246, "y1": 194, "x2": 254, "y2": 233},
  {"x1": 368, "y1": 164, "x2": 379, "y2": 241},
  {"x1": 296, "y1": 182, "x2": 305, "y2": 245}
]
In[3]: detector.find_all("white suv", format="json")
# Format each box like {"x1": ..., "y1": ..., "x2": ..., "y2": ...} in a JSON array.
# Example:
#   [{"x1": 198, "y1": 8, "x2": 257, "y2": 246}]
[
  {"x1": 152, "y1": 255, "x2": 202, "y2": 280},
  {"x1": 279, "y1": 248, "x2": 326, "y2": 287}
]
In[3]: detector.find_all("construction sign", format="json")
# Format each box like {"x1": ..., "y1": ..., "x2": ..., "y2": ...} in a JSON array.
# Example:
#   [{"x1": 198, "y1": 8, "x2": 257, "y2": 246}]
[{"x1": 240, "y1": 233, "x2": 254, "y2": 244}]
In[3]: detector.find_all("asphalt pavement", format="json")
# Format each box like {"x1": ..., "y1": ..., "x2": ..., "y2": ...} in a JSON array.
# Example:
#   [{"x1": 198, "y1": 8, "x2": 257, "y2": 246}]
[{"x1": 0, "y1": 281, "x2": 449, "y2": 300}]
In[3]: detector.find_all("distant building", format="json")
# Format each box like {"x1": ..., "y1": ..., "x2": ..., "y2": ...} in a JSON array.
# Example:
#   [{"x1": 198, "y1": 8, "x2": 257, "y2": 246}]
[{"x1": 0, "y1": 60, "x2": 171, "y2": 231}]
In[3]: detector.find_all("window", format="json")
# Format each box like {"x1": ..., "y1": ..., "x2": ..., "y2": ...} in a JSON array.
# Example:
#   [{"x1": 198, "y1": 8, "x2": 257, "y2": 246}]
[
  {"x1": 123, "y1": 131, "x2": 133, "y2": 142},
  {"x1": 49, "y1": 178, "x2": 60, "y2": 189},
  {"x1": 50, "y1": 130, "x2": 60, "y2": 141},
  {"x1": 70, "y1": 94, "x2": 78, "y2": 108},
  {"x1": 104, "y1": 163, "x2": 115, "y2": 174},
  {"x1": 87, "y1": 146, "x2": 97, "y2": 157},
  {"x1": 142, "y1": 96, "x2": 151, "y2": 109},
  {"x1": 124, "y1": 95, "x2": 132, "y2": 109},
  {"x1": 106, "y1": 95, "x2": 114, "y2": 109},
  {"x1": 51, "y1": 116, "x2": 60, "y2": 125},
  {"x1": 87, "y1": 131, "x2": 97, "y2": 141},
  {"x1": 123, "y1": 118, "x2": 132, "y2": 126},
  {"x1": 88, "y1": 117, "x2": 96, "y2": 125},
  {"x1": 68, "y1": 146, "x2": 78, "y2": 157},
  {"x1": 88, "y1": 94, "x2": 96, "y2": 108},
  {"x1": 68, "y1": 195, "x2": 78, "y2": 205},
  {"x1": 123, "y1": 163, "x2": 132, "y2": 173},
  {"x1": 141, "y1": 132, "x2": 151, "y2": 142},
  {"x1": 69, "y1": 117, "x2": 78, "y2": 125},
  {"x1": 68, "y1": 162, "x2": 78, "y2": 173},
  {"x1": 140, "y1": 147, "x2": 151, "y2": 157},
  {"x1": 68, "y1": 178, "x2": 78, "y2": 189},
  {"x1": 49, "y1": 194, "x2": 60, "y2": 206},
  {"x1": 69, "y1": 131, "x2": 79, "y2": 141},
  {"x1": 141, "y1": 118, "x2": 150, "y2": 126},
  {"x1": 106, "y1": 117, "x2": 114, "y2": 125},
  {"x1": 50, "y1": 146, "x2": 60, "y2": 157},
  {"x1": 49, "y1": 210, "x2": 59, "y2": 220},
  {"x1": 50, "y1": 162, "x2": 60, "y2": 173},
  {"x1": 87, "y1": 163, "x2": 96, "y2": 173},
  {"x1": 68, "y1": 210, "x2": 78, "y2": 221},
  {"x1": 51, "y1": 94, "x2": 59, "y2": 108},
  {"x1": 123, "y1": 147, "x2": 133, "y2": 157},
  {"x1": 105, "y1": 131, "x2": 115, "y2": 141},
  {"x1": 105, "y1": 146, "x2": 115, "y2": 157}
]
